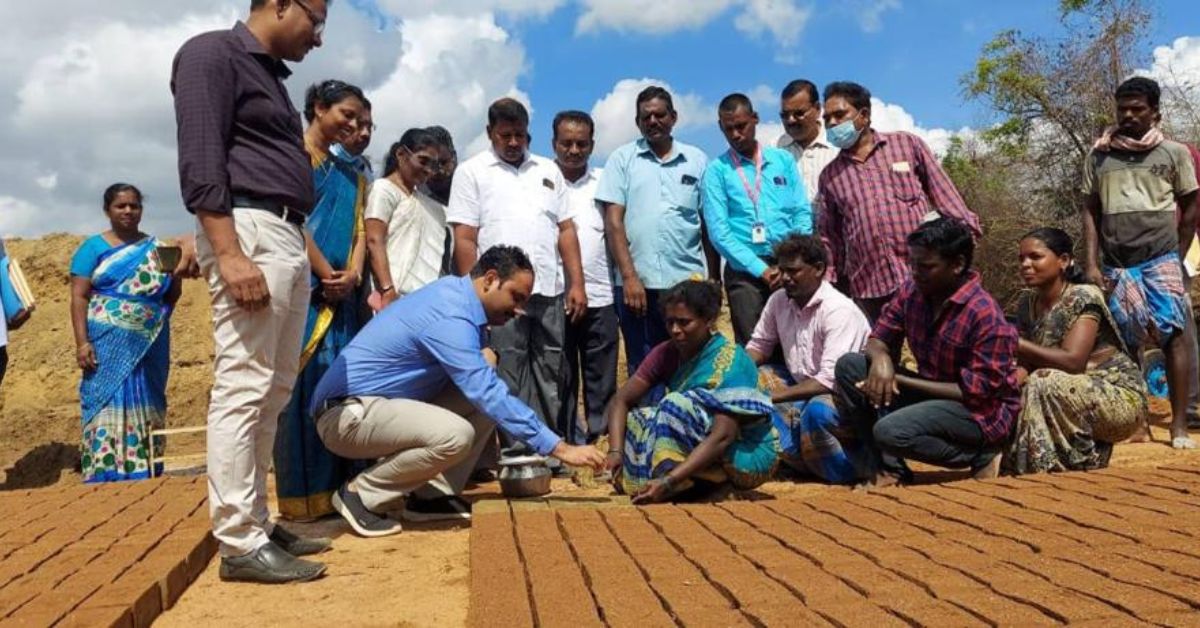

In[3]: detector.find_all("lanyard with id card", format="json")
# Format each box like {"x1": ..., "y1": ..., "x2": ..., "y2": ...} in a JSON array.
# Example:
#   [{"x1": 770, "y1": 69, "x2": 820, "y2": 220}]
[{"x1": 729, "y1": 146, "x2": 767, "y2": 244}]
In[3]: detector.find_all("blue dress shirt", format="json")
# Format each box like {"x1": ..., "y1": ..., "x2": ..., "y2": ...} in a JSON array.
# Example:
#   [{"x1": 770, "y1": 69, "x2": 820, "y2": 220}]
[
  {"x1": 594, "y1": 138, "x2": 709, "y2": 290},
  {"x1": 311, "y1": 276, "x2": 561, "y2": 455},
  {"x1": 701, "y1": 144, "x2": 812, "y2": 277}
]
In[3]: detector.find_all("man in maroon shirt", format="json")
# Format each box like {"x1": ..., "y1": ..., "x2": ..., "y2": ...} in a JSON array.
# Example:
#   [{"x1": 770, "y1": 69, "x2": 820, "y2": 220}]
[
  {"x1": 834, "y1": 218, "x2": 1019, "y2": 487},
  {"x1": 172, "y1": 0, "x2": 331, "y2": 584},
  {"x1": 817, "y1": 81, "x2": 980, "y2": 322}
]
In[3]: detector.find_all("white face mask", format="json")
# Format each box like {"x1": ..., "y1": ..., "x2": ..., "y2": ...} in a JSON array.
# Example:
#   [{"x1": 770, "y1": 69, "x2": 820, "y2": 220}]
[{"x1": 827, "y1": 111, "x2": 863, "y2": 149}]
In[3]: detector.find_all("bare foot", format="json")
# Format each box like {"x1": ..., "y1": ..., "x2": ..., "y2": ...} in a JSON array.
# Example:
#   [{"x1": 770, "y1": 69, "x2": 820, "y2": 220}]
[
  {"x1": 973, "y1": 455, "x2": 1001, "y2": 480},
  {"x1": 1126, "y1": 419, "x2": 1153, "y2": 443},
  {"x1": 870, "y1": 472, "x2": 904, "y2": 489}
]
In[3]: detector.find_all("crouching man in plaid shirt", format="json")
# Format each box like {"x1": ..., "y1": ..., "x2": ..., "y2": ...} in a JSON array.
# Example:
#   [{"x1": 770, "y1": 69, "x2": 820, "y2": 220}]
[{"x1": 834, "y1": 217, "x2": 1020, "y2": 487}]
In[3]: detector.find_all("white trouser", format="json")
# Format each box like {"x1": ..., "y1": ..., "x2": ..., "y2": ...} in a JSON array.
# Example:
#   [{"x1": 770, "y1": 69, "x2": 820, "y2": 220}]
[
  {"x1": 316, "y1": 385, "x2": 496, "y2": 513},
  {"x1": 197, "y1": 208, "x2": 310, "y2": 557}
]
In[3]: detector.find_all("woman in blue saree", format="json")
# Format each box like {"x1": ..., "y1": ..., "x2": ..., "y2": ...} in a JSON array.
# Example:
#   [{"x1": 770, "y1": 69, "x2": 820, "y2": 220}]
[
  {"x1": 70, "y1": 183, "x2": 180, "y2": 482},
  {"x1": 274, "y1": 80, "x2": 370, "y2": 520},
  {"x1": 604, "y1": 280, "x2": 778, "y2": 503}
]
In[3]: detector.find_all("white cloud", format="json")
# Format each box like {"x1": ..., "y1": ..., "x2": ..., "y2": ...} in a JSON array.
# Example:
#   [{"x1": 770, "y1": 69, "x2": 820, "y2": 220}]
[
  {"x1": 850, "y1": 0, "x2": 900, "y2": 33},
  {"x1": 734, "y1": 0, "x2": 812, "y2": 49},
  {"x1": 870, "y1": 97, "x2": 968, "y2": 157},
  {"x1": 364, "y1": 13, "x2": 529, "y2": 162},
  {"x1": 588, "y1": 78, "x2": 712, "y2": 158},
  {"x1": 35, "y1": 174, "x2": 58, "y2": 191},
  {"x1": 1140, "y1": 36, "x2": 1200, "y2": 135},
  {"x1": 377, "y1": 0, "x2": 565, "y2": 19},
  {"x1": 575, "y1": 0, "x2": 734, "y2": 35},
  {"x1": 757, "y1": 122, "x2": 786, "y2": 147},
  {"x1": 576, "y1": 0, "x2": 811, "y2": 51}
]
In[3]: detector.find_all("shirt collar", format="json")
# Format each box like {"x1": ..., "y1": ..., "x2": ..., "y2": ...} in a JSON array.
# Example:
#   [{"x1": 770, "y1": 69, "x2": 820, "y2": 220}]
[
  {"x1": 778, "y1": 132, "x2": 833, "y2": 151},
  {"x1": 457, "y1": 276, "x2": 488, "y2": 327},
  {"x1": 487, "y1": 148, "x2": 532, "y2": 170},
  {"x1": 836, "y1": 128, "x2": 886, "y2": 163},
  {"x1": 562, "y1": 165, "x2": 596, "y2": 188},
  {"x1": 635, "y1": 138, "x2": 685, "y2": 164},
  {"x1": 946, "y1": 270, "x2": 984, "y2": 306},
  {"x1": 233, "y1": 21, "x2": 291, "y2": 78},
  {"x1": 792, "y1": 280, "x2": 834, "y2": 313}
]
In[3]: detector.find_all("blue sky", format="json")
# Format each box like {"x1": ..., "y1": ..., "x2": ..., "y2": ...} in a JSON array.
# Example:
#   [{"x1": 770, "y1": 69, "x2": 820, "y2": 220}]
[{"x1": 0, "y1": 1, "x2": 1196, "y2": 237}]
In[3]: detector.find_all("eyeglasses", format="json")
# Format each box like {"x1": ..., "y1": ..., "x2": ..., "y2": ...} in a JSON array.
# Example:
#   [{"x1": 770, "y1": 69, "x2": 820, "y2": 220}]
[
  {"x1": 293, "y1": 0, "x2": 325, "y2": 37},
  {"x1": 780, "y1": 107, "x2": 813, "y2": 122}
]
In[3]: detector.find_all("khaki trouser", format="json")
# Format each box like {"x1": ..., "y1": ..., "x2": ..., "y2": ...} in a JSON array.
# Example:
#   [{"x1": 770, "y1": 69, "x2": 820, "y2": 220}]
[
  {"x1": 316, "y1": 385, "x2": 495, "y2": 513},
  {"x1": 198, "y1": 209, "x2": 310, "y2": 558}
]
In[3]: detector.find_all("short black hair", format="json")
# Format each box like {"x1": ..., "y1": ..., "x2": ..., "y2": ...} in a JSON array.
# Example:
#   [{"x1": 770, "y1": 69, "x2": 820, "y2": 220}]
[
  {"x1": 382, "y1": 128, "x2": 441, "y2": 177},
  {"x1": 1115, "y1": 76, "x2": 1161, "y2": 109},
  {"x1": 773, "y1": 233, "x2": 827, "y2": 269},
  {"x1": 425, "y1": 125, "x2": 456, "y2": 155},
  {"x1": 487, "y1": 98, "x2": 529, "y2": 128},
  {"x1": 823, "y1": 81, "x2": 871, "y2": 111},
  {"x1": 470, "y1": 245, "x2": 535, "y2": 281},
  {"x1": 252, "y1": 0, "x2": 333, "y2": 10},
  {"x1": 552, "y1": 110, "x2": 594, "y2": 140},
  {"x1": 660, "y1": 279, "x2": 723, "y2": 322},
  {"x1": 103, "y1": 182, "x2": 143, "y2": 210},
  {"x1": 906, "y1": 216, "x2": 975, "y2": 271},
  {"x1": 303, "y1": 79, "x2": 366, "y2": 123},
  {"x1": 718, "y1": 92, "x2": 754, "y2": 114},
  {"x1": 781, "y1": 79, "x2": 819, "y2": 103},
  {"x1": 636, "y1": 86, "x2": 675, "y2": 113}
]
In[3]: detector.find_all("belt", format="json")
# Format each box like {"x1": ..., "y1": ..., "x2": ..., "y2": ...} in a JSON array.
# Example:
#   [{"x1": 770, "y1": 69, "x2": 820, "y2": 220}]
[
  {"x1": 231, "y1": 196, "x2": 307, "y2": 227},
  {"x1": 316, "y1": 396, "x2": 349, "y2": 417}
]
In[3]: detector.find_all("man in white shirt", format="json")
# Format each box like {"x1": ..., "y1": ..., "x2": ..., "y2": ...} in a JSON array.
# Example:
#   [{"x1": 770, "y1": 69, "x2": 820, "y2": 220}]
[
  {"x1": 551, "y1": 110, "x2": 617, "y2": 444},
  {"x1": 776, "y1": 79, "x2": 837, "y2": 206},
  {"x1": 447, "y1": 98, "x2": 588, "y2": 453},
  {"x1": 746, "y1": 234, "x2": 870, "y2": 484}
]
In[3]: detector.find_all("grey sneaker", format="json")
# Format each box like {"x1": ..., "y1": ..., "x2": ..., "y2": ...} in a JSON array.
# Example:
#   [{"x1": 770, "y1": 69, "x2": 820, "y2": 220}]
[
  {"x1": 332, "y1": 484, "x2": 403, "y2": 538},
  {"x1": 219, "y1": 541, "x2": 326, "y2": 584}
]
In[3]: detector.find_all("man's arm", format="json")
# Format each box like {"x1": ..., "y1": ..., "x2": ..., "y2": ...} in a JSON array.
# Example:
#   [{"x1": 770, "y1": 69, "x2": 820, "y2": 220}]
[
  {"x1": 446, "y1": 163, "x2": 480, "y2": 276},
  {"x1": 451, "y1": 224, "x2": 479, "y2": 276},
  {"x1": 817, "y1": 175, "x2": 845, "y2": 287},
  {"x1": 1176, "y1": 190, "x2": 1197, "y2": 259},
  {"x1": 784, "y1": 152, "x2": 814, "y2": 235},
  {"x1": 1081, "y1": 194, "x2": 1106, "y2": 287},
  {"x1": 700, "y1": 165, "x2": 767, "y2": 277},
  {"x1": 913, "y1": 134, "x2": 979, "y2": 237},
  {"x1": 557, "y1": 219, "x2": 587, "y2": 323}
]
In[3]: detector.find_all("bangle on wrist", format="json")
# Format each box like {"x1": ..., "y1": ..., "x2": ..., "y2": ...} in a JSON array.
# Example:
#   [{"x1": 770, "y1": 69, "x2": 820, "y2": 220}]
[
  {"x1": 379, "y1": 285, "x2": 395, "y2": 293},
  {"x1": 606, "y1": 450, "x2": 622, "y2": 458}
]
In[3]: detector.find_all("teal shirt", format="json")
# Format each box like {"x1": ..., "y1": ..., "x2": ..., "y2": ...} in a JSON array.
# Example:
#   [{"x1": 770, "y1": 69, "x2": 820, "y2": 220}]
[
  {"x1": 701, "y1": 145, "x2": 812, "y2": 277},
  {"x1": 595, "y1": 138, "x2": 709, "y2": 290}
]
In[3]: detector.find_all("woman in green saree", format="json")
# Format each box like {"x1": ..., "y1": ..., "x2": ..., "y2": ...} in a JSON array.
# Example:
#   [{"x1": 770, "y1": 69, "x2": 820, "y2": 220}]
[{"x1": 604, "y1": 280, "x2": 778, "y2": 503}]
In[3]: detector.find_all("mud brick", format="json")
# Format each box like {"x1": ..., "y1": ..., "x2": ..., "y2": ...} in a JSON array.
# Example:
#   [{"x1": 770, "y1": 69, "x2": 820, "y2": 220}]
[
  {"x1": 666, "y1": 605, "x2": 753, "y2": 628},
  {"x1": 513, "y1": 513, "x2": 602, "y2": 628},
  {"x1": 471, "y1": 500, "x2": 510, "y2": 516},
  {"x1": 855, "y1": 495, "x2": 985, "y2": 537},
  {"x1": 507, "y1": 498, "x2": 549, "y2": 511},
  {"x1": 747, "y1": 552, "x2": 864, "y2": 606},
  {"x1": 468, "y1": 522, "x2": 533, "y2": 628},
  {"x1": 764, "y1": 500, "x2": 886, "y2": 544},
  {"x1": 1072, "y1": 554, "x2": 1200, "y2": 608},
  {"x1": 934, "y1": 587, "x2": 1061, "y2": 626},
  {"x1": 1011, "y1": 556, "x2": 1192, "y2": 618},
  {"x1": 804, "y1": 597, "x2": 910, "y2": 628},
  {"x1": 58, "y1": 602, "x2": 135, "y2": 628},
  {"x1": 1142, "y1": 611, "x2": 1200, "y2": 627},
  {"x1": 1113, "y1": 547, "x2": 1200, "y2": 579},
  {"x1": 740, "y1": 602, "x2": 833, "y2": 626},
  {"x1": 0, "y1": 582, "x2": 41, "y2": 618},
  {"x1": 978, "y1": 563, "x2": 1129, "y2": 622},
  {"x1": 4, "y1": 587, "x2": 93, "y2": 626},
  {"x1": 881, "y1": 597, "x2": 988, "y2": 627},
  {"x1": 807, "y1": 499, "x2": 934, "y2": 542}
]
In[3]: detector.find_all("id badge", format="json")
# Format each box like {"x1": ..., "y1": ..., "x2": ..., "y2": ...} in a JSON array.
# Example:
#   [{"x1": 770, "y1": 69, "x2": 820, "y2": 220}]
[{"x1": 751, "y1": 222, "x2": 767, "y2": 244}]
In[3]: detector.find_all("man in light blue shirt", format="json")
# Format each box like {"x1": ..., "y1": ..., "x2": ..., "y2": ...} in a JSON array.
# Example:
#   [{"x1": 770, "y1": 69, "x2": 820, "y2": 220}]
[
  {"x1": 596, "y1": 85, "x2": 713, "y2": 375},
  {"x1": 311, "y1": 245, "x2": 603, "y2": 537},
  {"x1": 703, "y1": 92, "x2": 812, "y2": 344}
]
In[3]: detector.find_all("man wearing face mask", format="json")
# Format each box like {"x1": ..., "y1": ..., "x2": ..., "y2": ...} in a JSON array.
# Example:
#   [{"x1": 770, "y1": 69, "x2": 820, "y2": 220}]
[
  {"x1": 447, "y1": 98, "x2": 588, "y2": 460},
  {"x1": 817, "y1": 81, "x2": 979, "y2": 322},
  {"x1": 777, "y1": 79, "x2": 837, "y2": 206},
  {"x1": 702, "y1": 93, "x2": 812, "y2": 345},
  {"x1": 310, "y1": 246, "x2": 604, "y2": 536}
]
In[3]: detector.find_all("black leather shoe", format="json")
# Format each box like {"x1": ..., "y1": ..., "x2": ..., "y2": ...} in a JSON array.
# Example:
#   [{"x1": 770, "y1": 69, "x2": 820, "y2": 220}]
[
  {"x1": 270, "y1": 525, "x2": 333, "y2": 556},
  {"x1": 219, "y1": 541, "x2": 327, "y2": 584}
]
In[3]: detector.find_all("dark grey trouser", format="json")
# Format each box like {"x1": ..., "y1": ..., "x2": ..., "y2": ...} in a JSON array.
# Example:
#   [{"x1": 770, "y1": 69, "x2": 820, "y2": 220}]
[
  {"x1": 724, "y1": 266, "x2": 775, "y2": 346},
  {"x1": 834, "y1": 353, "x2": 997, "y2": 479},
  {"x1": 491, "y1": 294, "x2": 568, "y2": 452},
  {"x1": 0, "y1": 345, "x2": 7, "y2": 389},
  {"x1": 562, "y1": 305, "x2": 619, "y2": 444}
]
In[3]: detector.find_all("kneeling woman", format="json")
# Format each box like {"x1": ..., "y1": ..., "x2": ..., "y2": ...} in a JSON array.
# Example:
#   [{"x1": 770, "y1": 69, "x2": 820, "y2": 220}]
[
  {"x1": 604, "y1": 280, "x2": 777, "y2": 503},
  {"x1": 1005, "y1": 228, "x2": 1146, "y2": 474}
]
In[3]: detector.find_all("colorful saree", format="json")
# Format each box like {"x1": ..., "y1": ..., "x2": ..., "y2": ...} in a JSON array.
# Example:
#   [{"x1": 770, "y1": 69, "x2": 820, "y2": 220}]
[
  {"x1": 79, "y1": 237, "x2": 172, "y2": 482},
  {"x1": 620, "y1": 333, "x2": 778, "y2": 497},
  {"x1": 274, "y1": 147, "x2": 368, "y2": 520}
]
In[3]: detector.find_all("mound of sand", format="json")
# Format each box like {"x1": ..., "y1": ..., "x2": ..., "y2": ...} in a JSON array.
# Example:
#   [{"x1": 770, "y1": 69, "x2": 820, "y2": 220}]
[{"x1": 0, "y1": 234, "x2": 215, "y2": 488}]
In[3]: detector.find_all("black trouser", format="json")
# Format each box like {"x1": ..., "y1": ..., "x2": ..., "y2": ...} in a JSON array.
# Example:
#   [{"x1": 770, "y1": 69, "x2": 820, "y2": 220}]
[
  {"x1": 562, "y1": 306, "x2": 619, "y2": 444},
  {"x1": 724, "y1": 265, "x2": 775, "y2": 345},
  {"x1": 491, "y1": 294, "x2": 568, "y2": 453},
  {"x1": 834, "y1": 353, "x2": 997, "y2": 479},
  {"x1": 0, "y1": 345, "x2": 7, "y2": 389}
]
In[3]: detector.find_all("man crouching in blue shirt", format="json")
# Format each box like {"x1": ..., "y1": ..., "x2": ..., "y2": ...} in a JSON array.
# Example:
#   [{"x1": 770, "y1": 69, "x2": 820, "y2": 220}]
[{"x1": 310, "y1": 245, "x2": 605, "y2": 537}]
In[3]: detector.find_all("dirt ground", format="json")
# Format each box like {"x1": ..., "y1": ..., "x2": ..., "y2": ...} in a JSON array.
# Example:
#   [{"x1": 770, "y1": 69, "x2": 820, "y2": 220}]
[{"x1": 5, "y1": 234, "x2": 1200, "y2": 626}]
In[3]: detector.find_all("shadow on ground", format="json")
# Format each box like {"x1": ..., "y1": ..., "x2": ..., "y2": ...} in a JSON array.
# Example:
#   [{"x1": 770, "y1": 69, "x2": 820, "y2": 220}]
[{"x1": 0, "y1": 441, "x2": 79, "y2": 490}]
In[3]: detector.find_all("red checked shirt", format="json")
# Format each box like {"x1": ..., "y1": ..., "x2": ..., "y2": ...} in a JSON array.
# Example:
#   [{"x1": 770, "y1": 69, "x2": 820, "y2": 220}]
[
  {"x1": 872, "y1": 271, "x2": 1020, "y2": 444},
  {"x1": 818, "y1": 130, "x2": 980, "y2": 299}
]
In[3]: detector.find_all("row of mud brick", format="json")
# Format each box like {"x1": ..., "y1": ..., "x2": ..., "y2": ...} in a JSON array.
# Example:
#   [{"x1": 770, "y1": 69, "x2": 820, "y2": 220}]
[
  {"x1": 0, "y1": 477, "x2": 215, "y2": 627},
  {"x1": 470, "y1": 465, "x2": 1200, "y2": 627}
]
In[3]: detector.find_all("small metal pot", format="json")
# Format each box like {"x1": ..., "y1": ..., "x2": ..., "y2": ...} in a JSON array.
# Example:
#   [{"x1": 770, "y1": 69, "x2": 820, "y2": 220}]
[{"x1": 498, "y1": 455, "x2": 552, "y2": 498}]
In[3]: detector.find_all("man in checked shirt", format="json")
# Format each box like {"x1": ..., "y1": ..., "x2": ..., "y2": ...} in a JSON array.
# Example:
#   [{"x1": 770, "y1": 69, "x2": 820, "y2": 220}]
[{"x1": 817, "y1": 81, "x2": 980, "y2": 322}]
